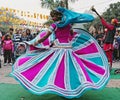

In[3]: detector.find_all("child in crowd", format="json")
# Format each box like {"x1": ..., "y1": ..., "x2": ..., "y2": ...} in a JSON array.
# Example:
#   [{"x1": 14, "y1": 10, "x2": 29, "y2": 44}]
[{"x1": 3, "y1": 34, "x2": 13, "y2": 66}]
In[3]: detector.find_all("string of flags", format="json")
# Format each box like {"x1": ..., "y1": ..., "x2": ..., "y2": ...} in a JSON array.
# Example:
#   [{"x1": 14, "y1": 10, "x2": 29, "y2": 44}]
[
  {"x1": 0, "y1": 7, "x2": 49, "y2": 27},
  {"x1": 0, "y1": 7, "x2": 49, "y2": 20}
]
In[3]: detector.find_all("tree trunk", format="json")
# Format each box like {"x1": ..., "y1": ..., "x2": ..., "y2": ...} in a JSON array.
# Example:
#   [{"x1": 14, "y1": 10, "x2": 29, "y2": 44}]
[
  {"x1": 60, "y1": 0, "x2": 68, "y2": 9},
  {"x1": 64, "y1": 0, "x2": 68, "y2": 9}
]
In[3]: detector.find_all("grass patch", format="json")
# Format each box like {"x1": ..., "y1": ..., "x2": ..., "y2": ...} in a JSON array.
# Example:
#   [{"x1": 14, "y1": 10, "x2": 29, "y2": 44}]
[
  {"x1": 0, "y1": 83, "x2": 120, "y2": 100},
  {"x1": 110, "y1": 68, "x2": 120, "y2": 79}
]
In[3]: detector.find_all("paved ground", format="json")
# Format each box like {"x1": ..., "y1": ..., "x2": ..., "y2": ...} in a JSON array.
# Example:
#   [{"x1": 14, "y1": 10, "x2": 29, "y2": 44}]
[{"x1": 0, "y1": 55, "x2": 120, "y2": 87}]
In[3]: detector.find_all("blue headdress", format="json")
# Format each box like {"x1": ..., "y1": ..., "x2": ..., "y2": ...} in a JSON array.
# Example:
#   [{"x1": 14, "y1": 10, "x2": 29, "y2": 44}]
[{"x1": 55, "y1": 7, "x2": 94, "y2": 28}]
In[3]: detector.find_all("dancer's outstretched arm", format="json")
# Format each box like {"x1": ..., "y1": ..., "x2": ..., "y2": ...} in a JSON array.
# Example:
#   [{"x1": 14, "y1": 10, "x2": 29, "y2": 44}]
[
  {"x1": 34, "y1": 31, "x2": 52, "y2": 45},
  {"x1": 91, "y1": 6, "x2": 114, "y2": 30}
]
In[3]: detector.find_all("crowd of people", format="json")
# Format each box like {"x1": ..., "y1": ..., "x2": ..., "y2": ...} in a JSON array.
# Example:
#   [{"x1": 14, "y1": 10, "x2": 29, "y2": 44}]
[
  {"x1": 0, "y1": 24, "x2": 120, "y2": 68},
  {"x1": 91, "y1": 28, "x2": 120, "y2": 62},
  {"x1": 0, "y1": 28, "x2": 38, "y2": 66}
]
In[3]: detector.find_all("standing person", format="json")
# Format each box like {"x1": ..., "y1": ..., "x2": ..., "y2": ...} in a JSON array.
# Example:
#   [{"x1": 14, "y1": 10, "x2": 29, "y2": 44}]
[
  {"x1": 113, "y1": 38, "x2": 119, "y2": 62},
  {"x1": 15, "y1": 30, "x2": 28, "y2": 58},
  {"x1": 0, "y1": 31, "x2": 2, "y2": 68},
  {"x1": 113, "y1": 31, "x2": 119, "y2": 62},
  {"x1": 7, "y1": 28, "x2": 14, "y2": 63},
  {"x1": 95, "y1": 30, "x2": 104, "y2": 47},
  {"x1": 26, "y1": 28, "x2": 33, "y2": 41},
  {"x1": 12, "y1": 29, "x2": 22, "y2": 61},
  {"x1": 21, "y1": 30, "x2": 28, "y2": 42},
  {"x1": 0, "y1": 31, "x2": 2, "y2": 55},
  {"x1": 91, "y1": 6, "x2": 118, "y2": 70},
  {"x1": 11, "y1": 7, "x2": 109, "y2": 99},
  {"x1": 3, "y1": 35, "x2": 13, "y2": 66},
  {"x1": 116, "y1": 31, "x2": 120, "y2": 61},
  {"x1": 8, "y1": 28, "x2": 14, "y2": 39}
]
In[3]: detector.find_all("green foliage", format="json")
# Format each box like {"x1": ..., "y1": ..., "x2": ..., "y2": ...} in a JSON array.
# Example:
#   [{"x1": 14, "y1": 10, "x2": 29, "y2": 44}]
[
  {"x1": 103, "y1": 2, "x2": 120, "y2": 22},
  {"x1": 85, "y1": 2, "x2": 120, "y2": 30},
  {"x1": 40, "y1": 0, "x2": 78, "y2": 9},
  {"x1": 41, "y1": 0, "x2": 78, "y2": 25},
  {"x1": 41, "y1": 0, "x2": 60, "y2": 10},
  {"x1": 0, "y1": 8, "x2": 22, "y2": 33}
]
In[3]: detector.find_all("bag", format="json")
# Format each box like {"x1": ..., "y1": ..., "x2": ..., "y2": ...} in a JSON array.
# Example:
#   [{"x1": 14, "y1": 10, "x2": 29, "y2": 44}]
[{"x1": 4, "y1": 40, "x2": 12, "y2": 50}]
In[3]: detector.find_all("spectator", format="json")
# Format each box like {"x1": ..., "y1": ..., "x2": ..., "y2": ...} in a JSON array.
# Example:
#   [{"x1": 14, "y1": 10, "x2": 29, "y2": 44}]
[
  {"x1": 12, "y1": 29, "x2": 22, "y2": 61},
  {"x1": 3, "y1": 34, "x2": 13, "y2": 66},
  {"x1": 8, "y1": 28, "x2": 14, "y2": 39},
  {"x1": 116, "y1": 31, "x2": 120, "y2": 61},
  {"x1": 95, "y1": 30, "x2": 104, "y2": 47},
  {"x1": 21, "y1": 30, "x2": 28, "y2": 41},
  {"x1": 26, "y1": 29, "x2": 33, "y2": 41},
  {"x1": 0, "y1": 31, "x2": 2, "y2": 55},
  {"x1": 113, "y1": 38, "x2": 119, "y2": 62}
]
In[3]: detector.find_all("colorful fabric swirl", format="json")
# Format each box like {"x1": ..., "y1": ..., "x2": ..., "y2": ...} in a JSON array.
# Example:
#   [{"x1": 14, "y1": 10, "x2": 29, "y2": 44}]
[{"x1": 11, "y1": 28, "x2": 109, "y2": 99}]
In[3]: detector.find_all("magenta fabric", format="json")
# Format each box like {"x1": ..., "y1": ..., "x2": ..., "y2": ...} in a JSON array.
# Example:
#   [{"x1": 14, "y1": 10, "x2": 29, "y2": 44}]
[
  {"x1": 73, "y1": 52, "x2": 92, "y2": 83},
  {"x1": 81, "y1": 59, "x2": 105, "y2": 75},
  {"x1": 51, "y1": 24, "x2": 71, "y2": 43},
  {"x1": 69, "y1": 32, "x2": 77, "y2": 41},
  {"x1": 21, "y1": 53, "x2": 54, "y2": 81},
  {"x1": 51, "y1": 23, "x2": 57, "y2": 29},
  {"x1": 40, "y1": 32, "x2": 50, "y2": 46},
  {"x1": 54, "y1": 54, "x2": 65, "y2": 89},
  {"x1": 18, "y1": 57, "x2": 31, "y2": 66},
  {"x1": 75, "y1": 43, "x2": 98, "y2": 55},
  {"x1": 3, "y1": 40, "x2": 13, "y2": 51},
  {"x1": 29, "y1": 45, "x2": 40, "y2": 51}
]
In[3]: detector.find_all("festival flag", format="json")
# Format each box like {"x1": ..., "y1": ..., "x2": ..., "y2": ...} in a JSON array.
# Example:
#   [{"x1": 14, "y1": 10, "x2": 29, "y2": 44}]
[
  {"x1": 43, "y1": 15, "x2": 45, "y2": 19},
  {"x1": 40, "y1": 14, "x2": 42, "y2": 19},
  {"x1": 34, "y1": 13, "x2": 36, "y2": 18},
  {"x1": 6, "y1": 8, "x2": 8, "y2": 11},
  {"x1": 37, "y1": 13, "x2": 39, "y2": 18},
  {"x1": 46, "y1": 15, "x2": 49, "y2": 20},
  {"x1": 24, "y1": 12, "x2": 26, "y2": 17}
]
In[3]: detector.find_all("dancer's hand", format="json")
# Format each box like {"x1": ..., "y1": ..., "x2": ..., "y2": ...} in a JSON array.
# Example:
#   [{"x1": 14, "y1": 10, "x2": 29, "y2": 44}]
[
  {"x1": 90, "y1": 5, "x2": 102, "y2": 19},
  {"x1": 91, "y1": 6, "x2": 96, "y2": 12},
  {"x1": 33, "y1": 40, "x2": 39, "y2": 46}
]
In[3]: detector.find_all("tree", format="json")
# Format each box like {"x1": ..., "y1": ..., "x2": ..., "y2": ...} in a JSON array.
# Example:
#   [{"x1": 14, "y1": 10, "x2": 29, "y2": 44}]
[
  {"x1": 65, "y1": 0, "x2": 78, "y2": 9},
  {"x1": 41, "y1": 0, "x2": 59, "y2": 10},
  {"x1": 40, "y1": 0, "x2": 78, "y2": 9},
  {"x1": 40, "y1": 0, "x2": 78, "y2": 25},
  {"x1": 102, "y1": 2, "x2": 120, "y2": 22},
  {"x1": 85, "y1": 2, "x2": 120, "y2": 30},
  {"x1": 0, "y1": 8, "x2": 25, "y2": 33}
]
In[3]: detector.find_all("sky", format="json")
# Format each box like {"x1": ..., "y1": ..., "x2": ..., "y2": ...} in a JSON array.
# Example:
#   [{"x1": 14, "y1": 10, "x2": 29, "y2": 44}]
[
  {"x1": 0, "y1": 0, "x2": 119, "y2": 13},
  {"x1": 69, "y1": 0, "x2": 120, "y2": 13},
  {"x1": 0, "y1": 0, "x2": 119, "y2": 23}
]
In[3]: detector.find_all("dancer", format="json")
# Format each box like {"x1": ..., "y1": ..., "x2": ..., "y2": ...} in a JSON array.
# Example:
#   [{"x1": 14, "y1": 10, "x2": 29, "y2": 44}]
[
  {"x1": 91, "y1": 6, "x2": 118, "y2": 70},
  {"x1": 11, "y1": 7, "x2": 109, "y2": 99}
]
